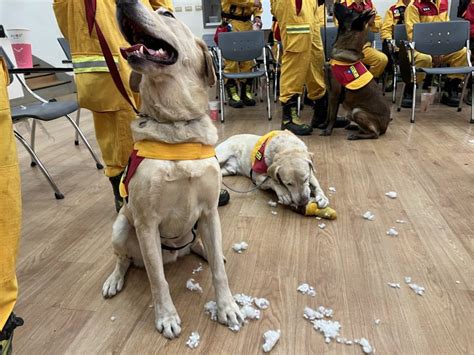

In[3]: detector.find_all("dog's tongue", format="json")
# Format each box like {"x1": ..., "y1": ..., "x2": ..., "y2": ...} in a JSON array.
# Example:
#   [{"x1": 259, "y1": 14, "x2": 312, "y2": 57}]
[{"x1": 120, "y1": 44, "x2": 169, "y2": 60}]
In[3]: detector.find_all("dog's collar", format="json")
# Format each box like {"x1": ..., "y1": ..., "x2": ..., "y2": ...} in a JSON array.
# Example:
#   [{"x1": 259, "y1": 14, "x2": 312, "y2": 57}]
[
  {"x1": 250, "y1": 130, "x2": 283, "y2": 174},
  {"x1": 137, "y1": 113, "x2": 201, "y2": 125}
]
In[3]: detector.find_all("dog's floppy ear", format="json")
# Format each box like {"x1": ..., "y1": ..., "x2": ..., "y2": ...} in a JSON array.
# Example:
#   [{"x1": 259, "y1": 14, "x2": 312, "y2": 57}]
[
  {"x1": 267, "y1": 163, "x2": 281, "y2": 182},
  {"x1": 129, "y1": 71, "x2": 142, "y2": 93},
  {"x1": 196, "y1": 39, "x2": 216, "y2": 87}
]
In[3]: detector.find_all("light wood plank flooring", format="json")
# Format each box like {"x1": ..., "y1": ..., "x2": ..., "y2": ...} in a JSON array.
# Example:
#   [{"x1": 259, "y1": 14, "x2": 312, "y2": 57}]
[{"x1": 11, "y1": 91, "x2": 474, "y2": 354}]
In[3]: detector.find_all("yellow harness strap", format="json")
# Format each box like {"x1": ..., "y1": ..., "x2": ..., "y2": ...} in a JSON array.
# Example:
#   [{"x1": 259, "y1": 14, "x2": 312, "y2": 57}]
[
  {"x1": 134, "y1": 141, "x2": 216, "y2": 160},
  {"x1": 250, "y1": 130, "x2": 282, "y2": 167}
]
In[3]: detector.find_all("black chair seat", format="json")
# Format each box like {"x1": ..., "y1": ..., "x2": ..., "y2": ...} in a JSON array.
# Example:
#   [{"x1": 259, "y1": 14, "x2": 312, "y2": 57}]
[
  {"x1": 222, "y1": 70, "x2": 266, "y2": 80},
  {"x1": 11, "y1": 100, "x2": 79, "y2": 121},
  {"x1": 419, "y1": 66, "x2": 474, "y2": 75}
]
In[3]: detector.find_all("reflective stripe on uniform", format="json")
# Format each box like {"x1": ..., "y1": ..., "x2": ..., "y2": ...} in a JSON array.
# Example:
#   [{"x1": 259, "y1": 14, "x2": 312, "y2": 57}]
[
  {"x1": 72, "y1": 55, "x2": 119, "y2": 74},
  {"x1": 286, "y1": 24, "x2": 311, "y2": 34}
]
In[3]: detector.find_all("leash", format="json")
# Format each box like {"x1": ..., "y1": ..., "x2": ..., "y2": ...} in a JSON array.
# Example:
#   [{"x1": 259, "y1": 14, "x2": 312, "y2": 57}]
[
  {"x1": 221, "y1": 174, "x2": 270, "y2": 194},
  {"x1": 84, "y1": 0, "x2": 139, "y2": 114}
]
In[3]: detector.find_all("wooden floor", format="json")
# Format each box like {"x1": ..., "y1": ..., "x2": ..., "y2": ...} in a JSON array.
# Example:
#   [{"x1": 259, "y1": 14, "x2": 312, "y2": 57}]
[{"x1": 12, "y1": 90, "x2": 473, "y2": 354}]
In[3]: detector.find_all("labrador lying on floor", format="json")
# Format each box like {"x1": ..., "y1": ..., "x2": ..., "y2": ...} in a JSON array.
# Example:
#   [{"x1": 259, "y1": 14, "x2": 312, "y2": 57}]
[
  {"x1": 216, "y1": 130, "x2": 330, "y2": 211},
  {"x1": 102, "y1": 1, "x2": 243, "y2": 339}
]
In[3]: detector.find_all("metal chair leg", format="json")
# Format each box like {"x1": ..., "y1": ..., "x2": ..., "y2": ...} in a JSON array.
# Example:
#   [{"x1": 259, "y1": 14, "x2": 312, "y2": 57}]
[
  {"x1": 74, "y1": 108, "x2": 81, "y2": 145},
  {"x1": 65, "y1": 114, "x2": 104, "y2": 170},
  {"x1": 392, "y1": 66, "x2": 397, "y2": 103},
  {"x1": 30, "y1": 119, "x2": 37, "y2": 167},
  {"x1": 297, "y1": 96, "x2": 301, "y2": 117},
  {"x1": 266, "y1": 75, "x2": 272, "y2": 120},
  {"x1": 411, "y1": 82, "x2": 417, "y2": 123},
  {"x1": 220, "y1": 77, "x2": 225, "y2": 123},
  {"x1": 14, "y1": 130, "x2": 65, "y2": 199}
]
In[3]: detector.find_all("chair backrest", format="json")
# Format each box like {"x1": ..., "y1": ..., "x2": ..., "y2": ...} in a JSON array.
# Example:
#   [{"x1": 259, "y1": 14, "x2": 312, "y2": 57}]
[
  {"x1": 394, "y1": 24, "x2": 407, "y2": 42},
  {"x1": 218, "y1": 30, "x2": 265, "y2": 62},
  {"x1": 413, "y1": 21, "x2": 469, "y2": 56},
  {"x1": 320, "y1": 26, "x2": 338, "y2": 61},
  {"x1": 202, "y1": 33, "x2": 216, "y2": 48},
  {"x1": 57, "y1": 38, "x2": 72, "y2": 60}
]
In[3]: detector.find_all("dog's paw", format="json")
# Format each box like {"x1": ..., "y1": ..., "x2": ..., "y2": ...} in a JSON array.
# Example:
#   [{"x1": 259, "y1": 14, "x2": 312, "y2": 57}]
[
  {"x1": 102, "y1": 271, "x2": 125, "y2": 298},
  {"x1": 217, "y1": 300, "x2": 245, "y2": 328},
  {"x1": 276, "y1": 192, "x2": 292, "y2": 206},
  {"x1": 347, "y1": 133, "x2": 360, "y2": 140},
  {"x1": 155, "y1": 312, "x2": 182, "y2": 339},
  {"x1": 316, "y1": 193, "x2": 329, "y2": 209}
]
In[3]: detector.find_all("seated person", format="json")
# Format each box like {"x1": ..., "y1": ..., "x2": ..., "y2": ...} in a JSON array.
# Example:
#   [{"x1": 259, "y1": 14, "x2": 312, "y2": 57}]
[
  {"x1": 339, "y1": 0, "x2": 388, "y2": 79},
  {"x1": 402, "y1": 0, "x2": 469, "y2": 107},
  {"x1": 381, "y1": 0, "x2": 409, "y2": 40}
]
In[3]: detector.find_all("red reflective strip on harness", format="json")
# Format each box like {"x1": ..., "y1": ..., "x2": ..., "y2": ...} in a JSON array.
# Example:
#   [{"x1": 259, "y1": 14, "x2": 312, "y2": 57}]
[
  {"x1": 251, "y1": 138, "x2": 269, "y2": 174},
  {"x1": 122, "y1": 150, "x2": 145, "y2": 197},
  {"x1": 331, "y1": 61, "x2": 368, "y2": 88}
]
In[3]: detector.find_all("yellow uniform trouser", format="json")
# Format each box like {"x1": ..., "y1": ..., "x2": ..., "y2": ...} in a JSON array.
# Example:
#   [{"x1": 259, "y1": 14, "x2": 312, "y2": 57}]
[
  {"x1": 92, "y1": 108, "x2": 136, "y2": 178},
  {"x1": 224, "y1": 19, "x2": 254, "y2": 79},
  {"x1": 275, "y1": 1, "x2": 325, "y2": 104},
  {"x1": 362, "y1": 44, "x2": 388, "y2": 78},
  {"x1": 0, "y1": 61, "x2": 21, "y2": 330},
  {"x1": 414, "y1": 48, "x2": 468, "y2": 82}
]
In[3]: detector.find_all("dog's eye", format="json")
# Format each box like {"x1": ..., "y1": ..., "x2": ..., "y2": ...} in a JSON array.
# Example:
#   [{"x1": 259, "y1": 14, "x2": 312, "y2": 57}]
[
  {"x1": 287, "y1": 182, "x2": 293, "y2": 186},
  {"x1": 161, "y1": 11, "x2": 175, "y2": 19}
]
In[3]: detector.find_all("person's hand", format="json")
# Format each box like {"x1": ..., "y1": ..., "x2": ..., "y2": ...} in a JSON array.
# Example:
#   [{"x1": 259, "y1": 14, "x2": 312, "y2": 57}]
[
  {"x1": 367, "y1": 10, "x2": 376, "y2": 25},
  {"x1": 254, "y1": 0, "x2": 262, "y2": 8},
  {"x1": 254, "y1": 16, "x2": 262, "y2": 27}
]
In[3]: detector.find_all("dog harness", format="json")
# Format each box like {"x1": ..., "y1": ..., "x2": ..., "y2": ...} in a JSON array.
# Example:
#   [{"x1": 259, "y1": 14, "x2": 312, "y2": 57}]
[
  {"x1": 330, "y1": 59, "x2": 373, "y2": 90},
  {"x1": 119, "y1": 140, "x2": 216, "y2": 199},
  {"x1": 250, "y1": 130, "x2": 282, "y2": 175}
]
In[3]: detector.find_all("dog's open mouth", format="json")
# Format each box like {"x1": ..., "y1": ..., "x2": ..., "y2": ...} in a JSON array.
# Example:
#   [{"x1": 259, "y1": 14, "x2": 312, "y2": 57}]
[{"x1": 119, "y1": 19, "x2": 178, "y2": 66}]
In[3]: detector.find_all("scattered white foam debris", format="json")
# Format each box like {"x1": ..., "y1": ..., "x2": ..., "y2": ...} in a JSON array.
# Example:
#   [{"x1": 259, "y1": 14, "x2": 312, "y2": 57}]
[
  {"x1": 387, "y1": 282, "x2": 401, "y2": 289},
  {"x1": 386, "y1": 227, "x2": 399, "y2": 237},
  {"x1": 262, "y1": 329, "x2": 281, "y2": 352},
  {"x1": 315, "y1": 216, "x2": 322, "y2": 220},
  {"x1": 110, "y1": 316, "x2": 116, "y2": 322},
  {"x1": 385, "y1": 191, "x2": 397, "y2": 199},
  {"x1": 186, "y1": 331, "x2": 200, "y2": 349},
  {"x1": 271, "y1": 210, "x2": 278, "y2": 216},
  {"x1": 232, "y1": 241, "x2": 248, "y2": 253},
  {"x1": 408, "y1": 283, "x2": 425, "y2": 296},
  {"x1": 336, "y1": 337, "x2": 342, "y2": 343},
  {"x1": 404, "y1": 276, "x2": 412, "y2": 284},
  {"x1": 468, "y1": 139, "x2": 474, "y2": 144},
  {"x1": 318, "y1": 223, "x2": 326, "y2": 229},
  {"x1": 254, "y1": 298, "x2": 270, "y2": 309},
  {"x1": 241, "y1": 305, "x2": 261, "y2": 320},
  {"x1": 192, "y1": 263, "x2": 203, "y2": 274},
  {"x1": 228, "y1": 324, "x2": 241, "y2": 332},
  {"x1": 268, "y1": 200, "x2": 277, "y2": 207},
  {"x1": 148, "y1": 304, "x2": 153, "y2": 308},
  {"x1": 234, "y1": 293, "x2": 254, "y2": 306},
  {"x1": 396, "y1": 219, "x2": 406, "y2": 224},
  {"x1": 359, "y1": 338, "x2": 373, "y2": 353},
  {"x1": 186, "y1": 278, "x2": 203, "y2": 293},
  {"x1": 374, "y1": 319, "x2": 381, "y2": 325},
  {"x1": 317, "y1": 306, "x2": 334, "y2": 318},
  {"x1": 204, "y1": 300, "x2": 218, "y2": 321},
  {"x1": 312, "y1": 319, "x2": 341, "y2": 343},
  {"x1": 456, "y1": 280, "x2": 461, "y2": 284},
  {"x1": 329, "y1": 187, "x2": 337, "y2": 193},
  {"x1": 297, "y1": 283, "x2": 316, "y2": 297},
  {"x1": 362, "y1": 211, "x2": 375, "y2": 221},
  {"x1": 345, "y1": 340, "x2": 353, "y2": 345},
  {"x1": 303, "y1": 307, "x2": 324, "y2": 320}
]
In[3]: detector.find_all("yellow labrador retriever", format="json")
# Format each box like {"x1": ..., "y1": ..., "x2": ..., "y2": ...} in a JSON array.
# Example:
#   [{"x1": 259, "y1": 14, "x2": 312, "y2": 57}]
[
  {"x1": 216, "y1": 131, "x2": 329, "y2": 209},
  {"x1": 102, "y1": 1, "x2": 243, "y2": 339}
]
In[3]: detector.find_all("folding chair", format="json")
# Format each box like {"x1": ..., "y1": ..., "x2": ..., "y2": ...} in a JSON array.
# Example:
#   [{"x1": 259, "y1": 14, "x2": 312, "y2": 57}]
[
  {"x1": 406, "y1": 21, "x2": 473, "y2": 123},
  {"x1": 217, "y1": 30, "x2": 272, "y2": 122},
  {"x1": 1, "y1": 47, "x2": 103, "y2": 199}
]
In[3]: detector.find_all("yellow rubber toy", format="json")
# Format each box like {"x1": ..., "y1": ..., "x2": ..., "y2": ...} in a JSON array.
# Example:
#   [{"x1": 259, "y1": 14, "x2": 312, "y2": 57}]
[{"x1": 304, "y1": 201, "x2": 337, "y2": 220}]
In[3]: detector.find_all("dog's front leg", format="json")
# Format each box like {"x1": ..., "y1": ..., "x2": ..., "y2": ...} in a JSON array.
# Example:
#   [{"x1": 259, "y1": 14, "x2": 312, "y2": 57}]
[
  {"x1": 135, "y1": 222, "x2": 181, "y2": 339},
  {"x1": 310, "y1": 174, "x2": 329, "y2": 208},
  {"x1": 198, "y1": 208, "x2": 244, "y2": 328}
]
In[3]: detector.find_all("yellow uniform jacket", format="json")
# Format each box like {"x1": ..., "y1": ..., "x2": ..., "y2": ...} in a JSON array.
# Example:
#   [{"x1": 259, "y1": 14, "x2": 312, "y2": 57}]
[
  {"x1": 405, "y1": 0, "x2": 449, "y2": 40},
  {"x1": 221, "y1": 0, "x2": 263, "y2": 20}
]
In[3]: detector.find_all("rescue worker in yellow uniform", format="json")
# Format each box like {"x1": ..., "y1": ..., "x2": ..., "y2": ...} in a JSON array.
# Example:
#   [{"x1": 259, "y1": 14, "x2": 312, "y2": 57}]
[
  {"x1": 53, "y1": 0, "x2": 173, "y2": 212},
  {"x1": 403, "y1": 0, "x2": 469, "y2": 107},
  {"x1": 0, "y1": 56, "x2": 24, "y2": 354},
  {"x1": 339, "y1": 0, "x2": 388, "y2": 79},
  {"x1": 221, "y1": 0, "x2": 263, "y2": 108},
  {"x1": 271, "y1": 0, "x2": 331, "y2": 136},
  {"x1": 381, "y1": 0, "x2": 409, "y2": 40}
]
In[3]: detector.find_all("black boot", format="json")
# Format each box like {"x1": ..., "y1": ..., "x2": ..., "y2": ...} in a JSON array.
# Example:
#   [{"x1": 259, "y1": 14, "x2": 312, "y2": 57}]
[
  {"x1": 225, "y1": 80, "x2": 244, "y2": 108},
  {"x1": 0, "y1": 313, "x2": 24, "y2": 355},
  {"x1": 109, "y1": 173, "x2": 124, "y2": 213},
  {"x1": 281, "y1": 95, "x2": 313, "y2": 136},
  {"x1": 218, "y1": 189, "x2": 230, "y2": 206},
  {"x1": 240, "y1": 80, "x2": 256, "y2": 106},
  {"x1": 401, "y1": 83, "x2": 414, "y2": 108},
  {"x1": 441, "y1": 78, "x2": 461, "y2": 107},
  {"x1": 422, "y1": 74, "x2": 433, "y2": 91}
]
